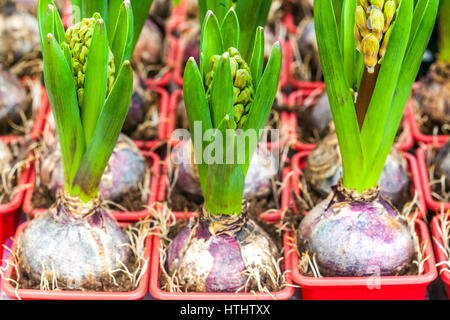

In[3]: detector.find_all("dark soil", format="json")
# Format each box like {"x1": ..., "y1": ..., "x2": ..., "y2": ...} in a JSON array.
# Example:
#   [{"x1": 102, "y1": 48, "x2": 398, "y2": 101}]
[
  {"x1": 31, "y1": 183, "x2": 147, "y2": 213},
  {"x1": 14, "y1": 226, "x2": 145, "y2": 292}
]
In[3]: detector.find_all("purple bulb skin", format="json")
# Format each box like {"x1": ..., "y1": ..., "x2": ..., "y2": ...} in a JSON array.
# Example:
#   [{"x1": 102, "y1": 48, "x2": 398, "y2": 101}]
[
  {"x1": 21, "y1": 194, "x2": 130, "y2": 289},
  {"x1": 435, "y1": 140, "x2": 450, "y2": 188},
  {"x1": 41, "y1": 134, "x2": 146, "y2": 202},
  {"x1": 167, "y1": 214, "x2": 279, "y2": 292},
  {"x1": 298, "y1": 190, "x2": 414, "y2": 277}
]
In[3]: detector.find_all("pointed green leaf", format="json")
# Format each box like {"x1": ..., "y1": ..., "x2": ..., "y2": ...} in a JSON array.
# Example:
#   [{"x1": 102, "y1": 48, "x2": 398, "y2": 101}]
[
  {"x1": 340, "y1": 0, "x2": 356, "y2": 88},
  {"x1": 209, "y1": 54, "x2": 234, "y2": 129},
  {"x1": 314, "y1": 0, "x2": 363, "y2": 191},
  {"x1": 84, "y1": 0, "x2": 108, "y2": 25},
  {"x1": 111, "y1": 1, "x2": 134, "y2": 75},
  {"x1": 249, "y1": 26, "x2": 264, "y2": 87},
  {"x1": 61, "y1": 42, "x2": 73, "y2": 74},
  {"x1": 43, "y1": 34, "x2": 86, "y2": 192},
  {"x1": 107, "y1": 0, "x2": 122, "y2": 42},
  {"x1": 235, "y1": 0, "x2": 272, "y2": 62},
  {"x1": 198, "y1": 0, "x2": 232, "y2": 29},
  {"x1": 71, "y1": 61, "x2": 134, "y2": 201},
  {"x1": 81, "y1": 18, "x2": 109, "y2": 146},
  {"x1": 360, "y1": 0, "x2": 413, "y2": 189},
  {"x1": 241, "y1": 42, "x2": 281, "y2": 176},
  {"x1": 362, "y1": 0, "x2": 438, "y2": 188},
  {"x1": 200, "y1": 11, "x2": 223, "y2": 81},
  {"x1": 129, "y1": 0, "x2": 155, "y2": 52},
  {"x1": 183, "y1": 58, "x2": 213, "y2": 194},
  {"x1": 221, "y1": 8, "x2": 240, "y2": 50},
  {"x1": 38, "y1": 1, "x2": 56, "y2": 52}
]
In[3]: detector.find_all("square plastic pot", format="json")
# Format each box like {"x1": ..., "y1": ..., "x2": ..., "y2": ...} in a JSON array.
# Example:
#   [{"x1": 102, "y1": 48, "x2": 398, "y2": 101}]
[
  {"x1": 291, "y1": 150, "x2": 427, "y2": 220},
  {"x1": 416, "y1": 142, "x2": 450, "y2": 212},
  {"x1": 430, "y1": 213, "x2": 450, "y2": 298},
  {"x1": 148, "y1": 215, "x2": 295, "y2": 300},
  {"x1": 286, "y1": 151, "x2": 437, "y2": 299},
  {"x1": 286, "y1": 219, "x2": 437, "y2": 300},
  {"x1": 0, "y1": 136, "x2": 31, "y2": 259},
  {"x1": 286, "y1": 86, "x2": 414, "y2": 152},
  {"x1": 1, "y1": 221, "x2": 151, "y2": 300},
  {"x1": 22, "y1": 151, "x2": 161, "y2": 222}
]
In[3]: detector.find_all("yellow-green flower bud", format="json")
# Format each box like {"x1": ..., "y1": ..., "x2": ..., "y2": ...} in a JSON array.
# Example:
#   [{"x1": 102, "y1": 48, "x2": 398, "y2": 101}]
[
  {"x1": 206, "y1": 47, "x2": 254, "y2": 128},
  {"x1": 354, "y1": 25, "x2": 363, "y2": 52},
  {"x1": 383, "y1": 0, "x2": 396, "y2": 32},
  {"x1": 368, "y1": 8, "x2": 385, "y2": 41},
  {"x1": 361, "y1": 34, "x2": 380, "y2": 73},
  {"x1": 355, "y1": 6, "x2": 369, "y2": 37},
  {"x1": 63, "y1": 18, "x2": 115, "y2": 107}
]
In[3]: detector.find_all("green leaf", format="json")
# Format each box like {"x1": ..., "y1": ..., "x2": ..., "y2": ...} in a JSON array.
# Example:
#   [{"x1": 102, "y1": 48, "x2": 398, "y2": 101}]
[
  {"x1": 61, "y1": 42, "x2": 73, "y2": 74},
  {"x1": 235, "y1": 0, "x2": 272, "y2": 62},
  {"x1": 359, "y1": 0, "x2": 413, "y2": 189},
  {"x1": 71, "y1": 61, "x2": 133, "y2": 201},
  {"x1": 209, "y1": 54, "x2": 234, "y2": 130},
  {"x1": 200, "y1": 11, "x2": 223, "y2": 81},
  {"x1": 70, "y1": 0, "x2": 82, "y2": 24},
  {"x1": 107, "y1": 0, "x2": 122, "y2": 42},
  {"x1": 249, "y1": 26, "x2": 264, "y2": 87},
  {"x1": 81, "y1": 18, "x2": 109, "y2": 146},
  {"x1": 129, "y1": 0, "x2": 155, "y2": 52},
  {"x1": 314, "y1": 0, "x2": 364, "y2": 191},
  {"x1": 333, "y1": 0, "x2": 344, "y2": 36},
  {"x1": 362, "y1": 0, "x2": 438, "y2": 188},
  {"x1": 340, "y1": 0, "x2": 356, "y2": 88},
  {"x1": 83, "y1": 0, "x2": 108, "y2": 25},
  {"x1": 38, "y1": 0, "x2": 56, "y2": 53},
  {"x1": 220, "y1": 8, "x2": 240, "y2": 50},
  {"x1": 241, "y1": 42, "x2": 281, "y2": 176},
  {"x1": 43, "y1": 34, "x2": 86, "y2": 192},
  {"x1": 198, "y1": 0, "x2": 232, "y2": 29},
  {"x1": 111, "y1": 1, "x2": 134, "y2": 75}
]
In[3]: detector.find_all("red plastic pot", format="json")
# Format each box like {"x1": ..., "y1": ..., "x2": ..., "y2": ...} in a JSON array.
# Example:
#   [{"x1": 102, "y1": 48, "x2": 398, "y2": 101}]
[
  {"x1": 149, "y1": 215, "x2": 295, "y2": 300},
  {"x1": 29, "y1": 87, "x2": 51, "y2": 139},
  {"x1": 287, "y1": 151, "x2": 436, "y2": 299},
  {"x1": 287, "y1": 87, "x2": 415, "y2": 152},
  {"x1": 430, "y1": 213, "x2": 450, "y2": 298},
  {"x1": 291, "y1": 150, "x2": 427, "y2": 219},
  {"x1": 286, "y1": 218, "x2": 437, "y2": 300},
  {"x1": 0, "y1": 136, "x2": 31, "y2": 259},
  {"x1": 416, "y1": 142, "x2": 450, "y2": 212},
  {"x1": 408, "y1": 97, "x2": 449, "y2": 145},
  {"x1": 1, "y1": 221, "x2": 151, "y2": 300},
  {"x1": 158, "y1": 149, "x2": 291, "y2": 221},
  {"x1": 22, "y1": 151, "x2": 161, "y2": 222}
]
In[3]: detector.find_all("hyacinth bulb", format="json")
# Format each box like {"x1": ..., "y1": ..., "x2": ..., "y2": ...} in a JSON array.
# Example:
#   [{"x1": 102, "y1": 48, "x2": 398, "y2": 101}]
[
  {"x1": 21, "y1": 192, "x2": 130, "y2": 289},
  {"x1": 298, "y1": 181, "x2": 414, "y2": 277},
  {"x1": 435, "y1": 140, "x2": 450, "y2": 188},
  {"x1": 41, "y1": 134, "x2": 146, "y2": 202},
  {"x1": 0, "y1": 68, "x2": 28, "y2": 130},
  {"x1": 0, "y1": 2, "x2": 40, "y2": 67},
  {"x1": 167, "y1": 208, "x2": 279, "y2": 292},
  {"x1": 304, "y1": 134, "x2": 408, "y2": 205},
  {"x1": 414, "y1": 62, "x2": 450, "y2": 128},
  {"x1": 169, "y1": 140, "x2": 277, "y2": 198},
  {"x1": 0, "y1": 140, "x2": 12, "y2": 174},
  {"x1": 132, "y1": 17, "x2": 164, "y2": 67}
]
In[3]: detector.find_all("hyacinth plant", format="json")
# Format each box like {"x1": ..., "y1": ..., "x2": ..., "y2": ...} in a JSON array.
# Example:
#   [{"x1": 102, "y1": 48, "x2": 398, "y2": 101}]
[
  {"x1": 166, "y1": 8, "x2": 283, "y2": 292},
  {"x1": 16, "y1": 0, "x2": 144, "y2": 290},
  {"x1": 172, "y1": 0, "x2": 278, "y2": 203},
  {"x1": 298, "y1": 0, "x2": 438, "y2": 277}
]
